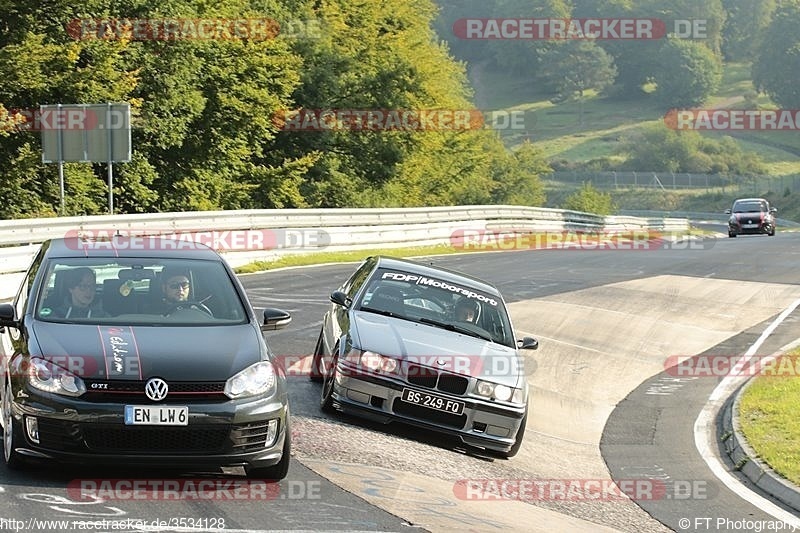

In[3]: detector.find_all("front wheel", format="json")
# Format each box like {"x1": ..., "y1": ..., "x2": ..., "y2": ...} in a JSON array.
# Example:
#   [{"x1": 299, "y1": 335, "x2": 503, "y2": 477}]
[
  {"x1": 320, "y1": 354, "x2": 339, "y2": 414},
  {"x1": 309, "y1": 329, "x2": 325, "y2": 383},
  {"x1": 2, "y1": 380, "x2": 24, "y2": 469}
]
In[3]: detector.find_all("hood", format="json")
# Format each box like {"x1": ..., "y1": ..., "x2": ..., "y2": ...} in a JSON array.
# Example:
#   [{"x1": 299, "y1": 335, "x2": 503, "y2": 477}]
[
  {"x1": 351, "y1": 311, "x2": 522, "y2": 387},
  {"x1": 733, "y1": 212, "x2": 765, "y2": 222},
  {"x1": 30, "y1": 322, "x2": 263, "y2": 381}
]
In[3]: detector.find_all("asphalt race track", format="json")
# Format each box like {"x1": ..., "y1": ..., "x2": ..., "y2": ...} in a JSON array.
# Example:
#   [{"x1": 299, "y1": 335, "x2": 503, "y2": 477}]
[{"x1": 1, "y1": 228, "x2": 799, "y2": 532}]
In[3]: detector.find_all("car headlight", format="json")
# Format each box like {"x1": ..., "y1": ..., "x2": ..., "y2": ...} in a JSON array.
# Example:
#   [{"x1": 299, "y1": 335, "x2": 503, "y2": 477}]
[
  {"x1": 225, "y1": 362, "x2": 276, "y2": 399},
  {"x1": 475, "y1": 379, "x2": 525, "y2": 404},
  {"x1": 345, "y1": 350, "x2": 398, "y2": 375},
  {"x1": 28, "y1": 358, "x2": 86, "y2": 397}
]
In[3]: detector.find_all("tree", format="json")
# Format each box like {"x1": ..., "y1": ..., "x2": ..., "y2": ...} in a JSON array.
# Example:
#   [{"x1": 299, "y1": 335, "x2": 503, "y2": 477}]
[
  {"x1": 539, "y1": 40, "x2": 617, "y2": 125},
  {"x1": 562, "y1": 182, "x2": 615, "y2": 215},
  {"x1": 721, "y1": 0, "x2": 776, "y2": 61},
  {"x1": 490, "y1": 140, "x2": 549, "y2": 206},
  {"x1": 653, "y1": 38, "x2": 722, "y2": 108},
  {"x1": 753, "y1": 1, "x2": 800, "y2": 108},
  {"x1": 484, "y1": 0, "x2": 572, "y2": 89}
]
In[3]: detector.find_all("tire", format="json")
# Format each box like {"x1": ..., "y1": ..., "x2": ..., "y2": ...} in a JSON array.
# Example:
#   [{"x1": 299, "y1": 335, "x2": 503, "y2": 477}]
[
  {"x1": 320, "y1": 353, "x2": 339, "y2": 414},
  {"x1": 728, "y1": 232, "x2": 736, "y2": 238},
  {"x1": 2, "y1": 380, "x2": 24, "y2": 469},
  {"x1": 245, "y1": 420, "x2": 291, "y2": 481},
  {"x1": 500, "y1": 412, "x2": 527, "y2": 459},
  {"x1": 309, "y1": 329, "x2": 325, "y2": 383},
  {"x1": 769, "y1": 228, "x2": 775, "y2": 236}
]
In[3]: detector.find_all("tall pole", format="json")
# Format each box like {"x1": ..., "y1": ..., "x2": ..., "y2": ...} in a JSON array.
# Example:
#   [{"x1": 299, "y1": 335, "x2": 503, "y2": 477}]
[
  {"x1": 57, "y1": 103, "x2": 65, "y2": 214},
  {"x1": 107, "y1": 103, "x2": 113, "y2": 214}
]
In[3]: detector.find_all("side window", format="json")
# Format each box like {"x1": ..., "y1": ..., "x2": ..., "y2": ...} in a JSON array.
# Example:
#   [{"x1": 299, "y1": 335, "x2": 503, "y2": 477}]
[
  {"x1": 343, "y1": 260, "x2": 374, "y2": 299},
  {"x1": 14, "y1": 244, "x2": 47, "y2": 318}
]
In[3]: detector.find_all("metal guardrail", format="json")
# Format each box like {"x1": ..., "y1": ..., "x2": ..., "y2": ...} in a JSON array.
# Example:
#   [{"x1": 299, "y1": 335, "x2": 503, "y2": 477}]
[
  {"x1": 619, "y1": 209, "x2": 800, "y2": 228},
  {"x1": 0, "y1": 206, "x2": 688, "y2": 299}
]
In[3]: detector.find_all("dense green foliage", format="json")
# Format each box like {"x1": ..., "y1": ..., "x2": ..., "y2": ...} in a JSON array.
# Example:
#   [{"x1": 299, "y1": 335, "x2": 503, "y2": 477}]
[
  {"x1": 620, "y1": 125, "x2": 768, "y2": 175},
  {"x1": 1, "y1": 0, "x2": 794, "y2": 218},
  {"x1": 437, "y1": 0, "x2": 728, "y2": 103},
  {"x1": 722, "y1": 0, "x2": 776, "y2": 61},
  {"x1": 753, "y1": 0, "x2": 800, "y2": 109},
  {"x1": 0, "y1": 0, "x2": 549, "y2": 217},
  {"x1": 561, "y1": 182, "x2": 616, "y2": 215}
]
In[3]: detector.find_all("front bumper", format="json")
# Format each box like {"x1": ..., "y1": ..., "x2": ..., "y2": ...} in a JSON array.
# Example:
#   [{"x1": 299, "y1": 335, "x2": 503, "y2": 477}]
[
  {"x1": 729, "y1": 220, "x2": 773, "y2": 235},
  {"x1": 9, "y1": 385, "x2": 288, "y2": 470},
  {"x1": 329, "y1": 362, "x2": 526, "y2": 453}
]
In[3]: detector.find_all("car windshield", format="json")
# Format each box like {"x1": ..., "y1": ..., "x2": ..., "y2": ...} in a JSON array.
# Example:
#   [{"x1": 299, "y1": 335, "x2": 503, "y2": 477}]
[
  {"x1": 35, "y1": 258, "x2": 248, "y2": 326},
  {"x1": 733, "y1": 201, "x2": 767, "y2": 213},
  {"x1": 356, "y1": 268, "x2": 515, "y2": 348}
]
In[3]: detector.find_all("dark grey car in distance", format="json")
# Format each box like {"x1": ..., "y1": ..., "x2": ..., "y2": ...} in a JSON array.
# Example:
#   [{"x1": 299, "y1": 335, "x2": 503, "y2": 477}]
[{"x1": 311, "y1": 256, "x2": 538, "y2": 458}]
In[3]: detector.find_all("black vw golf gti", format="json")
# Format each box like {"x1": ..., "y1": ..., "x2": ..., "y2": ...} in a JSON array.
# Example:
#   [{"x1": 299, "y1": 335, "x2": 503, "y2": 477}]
[{"x1": 0, "y1": 236, "x2": 292, "y2": 479}]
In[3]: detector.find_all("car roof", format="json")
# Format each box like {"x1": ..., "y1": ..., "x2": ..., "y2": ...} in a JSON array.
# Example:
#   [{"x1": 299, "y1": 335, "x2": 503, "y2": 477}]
[
  {"x1": 43, "y1": 236, "x2": 223, "y2": 260},
  {"x1": 372, "y1": 256, "x2": 502, "y2": 298},
  {"x1": 733, "y1": 198, "x2": 768, "y2": 203}
]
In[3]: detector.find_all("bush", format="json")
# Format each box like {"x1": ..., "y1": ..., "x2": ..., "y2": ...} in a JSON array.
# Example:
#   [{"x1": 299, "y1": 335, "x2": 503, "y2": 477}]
[{"x1": 562, "y1": 182, "x2": 616, "y2": 215}]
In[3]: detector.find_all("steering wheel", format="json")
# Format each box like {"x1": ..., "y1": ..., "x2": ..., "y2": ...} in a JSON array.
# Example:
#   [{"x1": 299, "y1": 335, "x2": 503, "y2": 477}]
[{"x1": 164, "y1": 300, "x2": 213, "y2": 317}]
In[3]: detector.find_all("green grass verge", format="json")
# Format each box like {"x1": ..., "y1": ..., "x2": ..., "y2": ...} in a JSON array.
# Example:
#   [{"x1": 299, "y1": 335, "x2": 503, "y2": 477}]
[
  {"x1": 738, "y1": 351, "x2": 800, "y2": 486},
  {"x1": 233, "y1": 228, "x2": 698, "y2": 274},
  {"x1": 233, "y1": 244, "x2": 463, "y2": 274}
]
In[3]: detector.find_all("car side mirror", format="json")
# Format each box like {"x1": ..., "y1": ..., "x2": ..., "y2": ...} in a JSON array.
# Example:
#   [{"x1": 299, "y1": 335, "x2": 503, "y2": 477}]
[
  {"x1": 330, "y1": 291, "x2": 350, "y2": 308},
  {"x1": 724, "y1": 209, "x2": 731, "y2": 214},
  {"x1": 518, "y1": 337, "x2": 538, "y2": 350},
  {"x1": 0, "y1": 303, "x2": 17, "y2": 332},
  {"x1": 261, "y1": 308, "x2": 291, "y2": 331}
]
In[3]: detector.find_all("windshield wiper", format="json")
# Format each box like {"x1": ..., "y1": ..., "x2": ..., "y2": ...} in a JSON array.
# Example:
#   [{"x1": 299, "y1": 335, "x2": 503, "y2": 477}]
[
  {"x1": 360, "y1": 306, "x2": 404, "y2": 319},
  {"x1": 418, "y1": 317, "x2": 493, "y2": 342}
]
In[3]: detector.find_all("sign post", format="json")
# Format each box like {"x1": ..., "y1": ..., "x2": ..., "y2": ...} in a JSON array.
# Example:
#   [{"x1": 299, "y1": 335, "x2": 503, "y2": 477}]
[{"x1": 41, "y1": 103, "x2": 132, "y2": 214}]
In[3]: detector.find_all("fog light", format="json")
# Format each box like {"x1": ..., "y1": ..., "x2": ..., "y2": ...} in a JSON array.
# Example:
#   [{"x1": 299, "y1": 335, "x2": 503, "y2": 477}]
[
  {"x1": 265, "y1": 419, "x2": 279, "y2": 447},
  {"x1": 25, "y1": 416, "x2": 39, "y2": 444}
]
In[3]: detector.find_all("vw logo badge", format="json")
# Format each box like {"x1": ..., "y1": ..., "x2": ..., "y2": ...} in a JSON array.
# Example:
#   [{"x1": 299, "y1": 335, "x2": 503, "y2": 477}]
[{"x1": 145, "y1": 378, "x2": 169, "y2": 401}]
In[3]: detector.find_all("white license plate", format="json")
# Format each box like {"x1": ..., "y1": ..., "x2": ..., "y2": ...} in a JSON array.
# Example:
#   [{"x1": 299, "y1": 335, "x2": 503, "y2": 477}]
[
  {"x1": 401, "y1": 388, "x2": 464, "y2": 415},
  {"x1": 741, "y1": 224, "x2": 759, "y2": 228},
  {"x1": 125, "y1": 405, "x2": 188, "y2": 426}
]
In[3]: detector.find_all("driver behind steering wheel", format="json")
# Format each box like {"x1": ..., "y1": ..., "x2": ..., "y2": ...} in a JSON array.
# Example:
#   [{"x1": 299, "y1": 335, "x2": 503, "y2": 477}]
[
  {"x1": 156, "y1": 266, "x2": 211, "y2": 316},
  {"x1": 163, "y1": 268, "x2": 191, "y2": 307}
]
